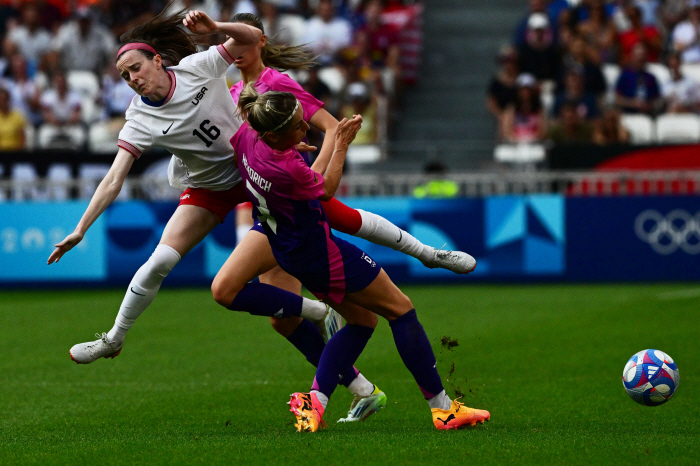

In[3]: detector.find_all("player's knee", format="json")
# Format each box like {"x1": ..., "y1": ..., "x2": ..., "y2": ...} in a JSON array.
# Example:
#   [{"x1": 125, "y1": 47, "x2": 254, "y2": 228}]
[
  {"x1": 211, "y1": 278, "x2": 237, "y2": 307},
  {"x1": 384, "y1": 293, "x2": 413, "y2": 321}
]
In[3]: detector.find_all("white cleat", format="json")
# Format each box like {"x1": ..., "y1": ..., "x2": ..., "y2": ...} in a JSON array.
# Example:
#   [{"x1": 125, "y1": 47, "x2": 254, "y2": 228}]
[
  {"x1": 69, "y1": 333, "x2": 122, "y2": 364},
  {"x1": 420, "y1": 246, "x2": 476, "y2": 274},
  {"x1": 338, "y1": 385, "x2": 387, "y2": 422},
  {"x1": 313, "y1": 305, "x2": 343, "y2": 343}
]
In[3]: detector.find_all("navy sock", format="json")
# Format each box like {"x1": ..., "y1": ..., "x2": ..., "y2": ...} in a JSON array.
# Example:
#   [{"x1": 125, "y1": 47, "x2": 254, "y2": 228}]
[
  {"x1": 227, "y1": 282, "x2": 302, "y2": 318},
  {"x1": 389, "y1": 309, "x2": 444, "y2": 399},
  {"x1": 312, "y1": 324, "x2": 374, "y2": 398},
  {"x1": 285, "y1": 319, "x2": 359, "y2": 388}
]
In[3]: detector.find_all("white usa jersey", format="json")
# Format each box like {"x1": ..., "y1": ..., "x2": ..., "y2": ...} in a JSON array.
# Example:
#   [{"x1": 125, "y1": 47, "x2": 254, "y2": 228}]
[{"x1": 118, "y1": 45, "x2": 242, "y2": 191}]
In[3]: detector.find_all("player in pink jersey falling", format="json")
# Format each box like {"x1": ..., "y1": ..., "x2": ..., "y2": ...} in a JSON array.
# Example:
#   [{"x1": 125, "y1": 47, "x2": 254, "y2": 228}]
[{"x1": 229, "y1": 84, "x2": 491, "y2": 431}]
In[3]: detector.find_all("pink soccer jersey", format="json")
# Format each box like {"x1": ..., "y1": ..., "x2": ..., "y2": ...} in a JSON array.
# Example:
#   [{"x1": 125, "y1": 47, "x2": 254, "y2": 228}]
[
  {"x1": 231, "y1": 124, "x2": 325, "y2": 255},
  {"x1": 230, "y1": 68, "x2": 324, "y2": 122}
]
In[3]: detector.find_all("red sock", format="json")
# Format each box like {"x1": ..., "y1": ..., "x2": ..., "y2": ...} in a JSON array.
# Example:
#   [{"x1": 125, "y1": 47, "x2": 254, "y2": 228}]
[{"x1": 321, "y1": 197, "x2": 362, "y2": 234}]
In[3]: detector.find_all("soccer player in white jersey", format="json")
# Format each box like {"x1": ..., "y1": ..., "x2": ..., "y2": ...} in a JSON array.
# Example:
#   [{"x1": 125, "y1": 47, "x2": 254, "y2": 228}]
[{"x1": 46, "y1": 5, "x2": 475, "y2": 421}]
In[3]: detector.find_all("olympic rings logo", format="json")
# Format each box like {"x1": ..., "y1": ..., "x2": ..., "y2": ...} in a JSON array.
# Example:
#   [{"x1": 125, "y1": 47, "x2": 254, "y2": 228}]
[{"x1": 634, "y1": 209, "x2": 700, "y2": 255}]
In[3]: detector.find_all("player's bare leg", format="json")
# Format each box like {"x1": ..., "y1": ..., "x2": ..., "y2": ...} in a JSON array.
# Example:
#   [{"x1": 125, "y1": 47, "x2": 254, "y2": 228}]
[
  {"x1": 213, "y1": 229, "x2": 385, "y2": 419},
  {"x1": 70, "y1": 205, "x2": 221, "y2": 364}
]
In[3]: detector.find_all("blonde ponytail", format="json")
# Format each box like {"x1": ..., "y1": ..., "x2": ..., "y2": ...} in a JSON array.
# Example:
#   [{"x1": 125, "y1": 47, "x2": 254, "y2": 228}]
[{"x1": 238, "y1": 83, "x2": 299, "y2": 138}]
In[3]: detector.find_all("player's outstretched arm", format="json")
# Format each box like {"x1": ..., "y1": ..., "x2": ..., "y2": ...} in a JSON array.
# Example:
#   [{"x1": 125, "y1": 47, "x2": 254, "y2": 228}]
[
  {"x1": 182, "y1": 10, "x2": 262, "y2": 60},
  {"x1": 47, "y1": 148, "x2": 134, "y2": 264}
]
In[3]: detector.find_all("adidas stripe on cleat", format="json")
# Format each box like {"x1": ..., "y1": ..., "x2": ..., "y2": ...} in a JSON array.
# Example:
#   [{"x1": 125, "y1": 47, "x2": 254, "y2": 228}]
[{"x1": 338, "y1": 385, "x2": 387, "y2": 422}]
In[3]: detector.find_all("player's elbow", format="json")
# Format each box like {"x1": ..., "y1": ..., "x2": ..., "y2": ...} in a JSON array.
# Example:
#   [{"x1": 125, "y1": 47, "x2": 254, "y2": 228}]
[{"x1": 319, "y1": 191, "x2": 333, "y2": 201}]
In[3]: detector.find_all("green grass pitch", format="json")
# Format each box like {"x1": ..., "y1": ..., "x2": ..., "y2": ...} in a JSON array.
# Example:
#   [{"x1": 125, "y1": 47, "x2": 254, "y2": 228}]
[{"x1": 1, "y1": 284, "x2": 698, "y2": 465}]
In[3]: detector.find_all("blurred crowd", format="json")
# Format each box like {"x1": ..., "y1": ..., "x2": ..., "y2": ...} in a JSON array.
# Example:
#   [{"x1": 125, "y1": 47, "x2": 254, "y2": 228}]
[
  {"x1": 487, "y1": 0, "x2": 700, "y2": 146},
  {"x1": 0, "y1": 0, "x2": 421, "y2": 153}
]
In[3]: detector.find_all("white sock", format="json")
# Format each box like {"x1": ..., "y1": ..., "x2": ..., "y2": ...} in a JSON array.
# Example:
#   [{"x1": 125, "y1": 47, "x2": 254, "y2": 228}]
[
  {"x1": 427, "y1": 390, "x2": 452, "y2": 411},
  {"x1": 356, "y1": 209, "x2": 433, "y2": 262},
  {"x1": 106, "y1": 244, "x2": 181, "y2": 343},
  {"x1": 311, "y1": 390, "x2": 329, "y2": 409},
  {"x1": 347, "y1": 373, "x2": 374, "y2": 397},
  {"x1": 235, "y1": 225, "x2": 251, "y2": 246},
  {"x1": 300, "y1": 298, "x2": 327, "y2": 321}
]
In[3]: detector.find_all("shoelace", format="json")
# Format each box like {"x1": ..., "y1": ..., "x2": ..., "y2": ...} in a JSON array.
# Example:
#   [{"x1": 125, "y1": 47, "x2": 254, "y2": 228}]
[{"x1": 435, "y1": 244, "x2": 460, "y2": 266}]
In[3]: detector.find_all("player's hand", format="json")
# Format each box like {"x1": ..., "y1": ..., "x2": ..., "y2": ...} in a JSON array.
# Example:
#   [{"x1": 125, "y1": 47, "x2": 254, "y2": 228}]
[
  {"x1": 335, "y1": 114, "x2": 363, "y2": 148},
  {"x1": 47, "y1": 232, "x2": 84, "y2": 264},
  {"x1": 183, "y1": 10, "x2": 217, "y2": 35},
  {"x1": 294, "y1": 142, "x2": 317, "y2": 152}
]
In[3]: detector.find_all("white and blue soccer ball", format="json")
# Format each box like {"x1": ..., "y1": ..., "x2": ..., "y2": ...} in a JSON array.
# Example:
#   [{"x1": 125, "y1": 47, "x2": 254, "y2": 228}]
[{"x1": 622, "y1": 349, "x2": 679, "y2": 406}]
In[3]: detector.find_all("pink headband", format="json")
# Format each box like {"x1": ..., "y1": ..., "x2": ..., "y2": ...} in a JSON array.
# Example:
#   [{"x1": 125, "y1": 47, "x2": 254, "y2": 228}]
[{"x1": 116, "y1": 42, "x2": 157, "y2": 59}]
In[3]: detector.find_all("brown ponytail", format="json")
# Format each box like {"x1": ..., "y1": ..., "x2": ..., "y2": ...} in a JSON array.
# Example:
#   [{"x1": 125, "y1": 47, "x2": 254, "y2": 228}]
[
  {"x1": 232, "y1": 13, "x2": 318, "y2": 71},
  {"x1": 238, "y1": 82, "x2": 298, "y2": 138},
  {"x1": 117, "y1": 1, "x2": 197, "y2": 66}
]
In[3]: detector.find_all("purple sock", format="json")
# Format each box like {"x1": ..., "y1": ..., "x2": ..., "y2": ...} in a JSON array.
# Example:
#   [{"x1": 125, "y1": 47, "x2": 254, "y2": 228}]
[
  {"x1": 312, "y1": 324, "x2": 374, "y2": 398},
  {"x1": 227, "y1": 282, "x2": 301, "y2": 318},
  {"x1": 285, "y1": 320, "x2": 358, "y2": 388},
  {"x1": 389, "y1": 309, "x2": 444, "y2": 399}
]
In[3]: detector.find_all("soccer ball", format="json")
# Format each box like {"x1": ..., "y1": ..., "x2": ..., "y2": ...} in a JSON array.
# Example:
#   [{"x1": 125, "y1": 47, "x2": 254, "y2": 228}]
[{"x1": 622, "y1": 349, "x2": 679, "y2": 406}]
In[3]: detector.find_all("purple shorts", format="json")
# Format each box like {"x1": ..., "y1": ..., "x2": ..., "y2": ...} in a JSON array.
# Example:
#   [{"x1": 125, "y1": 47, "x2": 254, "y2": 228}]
[{"x1": 252, "y1": 221, "x2": 380, "y2": 305}]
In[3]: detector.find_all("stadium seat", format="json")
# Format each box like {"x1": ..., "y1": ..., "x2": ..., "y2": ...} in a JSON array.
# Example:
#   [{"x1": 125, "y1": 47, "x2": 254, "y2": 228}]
[
  {"x1": 680, "y1": 63, "x2": 700, "y2": 83},
  {"x1": 80, "y1": 97, "x2": 103, "y2": 124},
  {"x1": 347, "y1": 144, "x2": 382, "y2": 164},
  {"x1": 38, "y1": 124, "x2": 87, "y2": 150},
  {"x1": 494, "y1": 143, "x2": 546, "y2": 163},
  {"x1": 67, "y1": 70, "x2": 100, "y2": 99},
  {"x1": 88, "y1": 121, "x2": 119, "y2": 153},
  {"x1": 11, "y1": 163, "x2": 44, "y2": 201},
  {"x1": 318, "y1": 67, "x2": 346, "y2": 94},
  {"x1": 24, "y1": 124, "x2": 36, "y2": 151},
  {"x1": 621, "y1": 114, "x2": 655, "y2": 144},
  {"x1": 602, "y1": 63, "x2": 621, "y2": 105},
  {"x1": 656, "y1": 113, "x2": 700, "y2": 143},
  {"x1": 540, "y1": 80, "x2": 556, "y2": 117},
  {"x1": 646, "y1": 63, "x2": 671, "y2": 86},
  {"x1": 46, "y1": 163, "x2": 72, "y2": 200}
]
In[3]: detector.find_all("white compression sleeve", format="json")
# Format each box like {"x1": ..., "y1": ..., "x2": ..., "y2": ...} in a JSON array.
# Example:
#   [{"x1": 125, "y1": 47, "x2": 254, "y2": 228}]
[
  {"x1": 355, "y1": 209, "x2": 433, "y2": 262},
  {"x1": 107, "y1": 244, "x2": 181, "y2": 343}
]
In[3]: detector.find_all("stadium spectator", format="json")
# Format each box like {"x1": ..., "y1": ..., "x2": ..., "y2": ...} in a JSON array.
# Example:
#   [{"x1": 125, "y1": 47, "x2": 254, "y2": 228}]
[
  {"x1": 355, "y1": 0, "x2": 400, "y2": 72},
  {"x1": 50, "y1": 7, "x2": 116, "y2": 74},
  {"x1": 559, "y1": 34, "x2": 606, "y2": 96},
  {"x1": 340, "y1": 81, "x2": 380, "y2": 145},
  {"x1": 517, "y1": 13, "x2": 563, "y2": 81},
  {"x1": 40, "y1": 71, "x2": 82, "y2": 126},
  {"x1": 0, "y1": 2, "x2": 20, "y2": 38},
  {"x1": 672, "y1": 0, "x2": 700, "y2": 63},
  {"x1": 301, "y1": 0, "x2": 353, "y2": 65},
  {"x1": 617, "y1": 5, "x2": 662, "y2": 63},
  {"x1": 662, "y1": 52, "x2": 700, "y2": 112},
  {"x1": 553, "y1": 66, "x2": 601, "y2": 120},
  {"x1": 3, "y1": 54, "x2": 41, "y2": 126},
  {"x1": 545, "y1": 100, "x2": 601, "y2": 144},
  {"x1": 576, "y1": 0, "x2": 616, "y2": 63},
  {"x1": 0, "y1": 87, "x2": 26, "y2": 151},
  {"x1": 259, "y1": 1, "x2": 300, "y2": 46},
  {"x1": 501, "y1": 73, "x2": 546, "y2": 143},
  {"x1": 615, "y1": 43, "x2": 662, "y2": 114},
  {"x1": 302, "y1": 65, "x2": 332, "y2": 105},
  {"x1": 487, "y1": 45, "x2": 519, "y2": 123},
  {"x1": 598, "y1": 107, "x2": 630, "y2": 143},
  {"x1": 5, "y1": 3, "x2": 53, "y2": 67},
  {"x1": 513, "y1": 0, "x2": 567, "y2": 47}
]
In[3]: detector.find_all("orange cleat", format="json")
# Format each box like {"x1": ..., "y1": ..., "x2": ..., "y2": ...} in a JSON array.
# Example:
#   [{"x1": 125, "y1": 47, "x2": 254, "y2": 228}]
[
  {"x1": 288, "y1": 392, "x2": 326, "y2": 432},
  {"x1": 432, "y1": 398, "x2": 490, "y2": 430}
]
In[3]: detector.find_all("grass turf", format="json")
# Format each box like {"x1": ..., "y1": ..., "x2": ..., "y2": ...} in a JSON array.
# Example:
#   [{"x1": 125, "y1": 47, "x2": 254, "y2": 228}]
[{"x1": 1, "y1": 284, "x2": 698, "y2": 465}]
